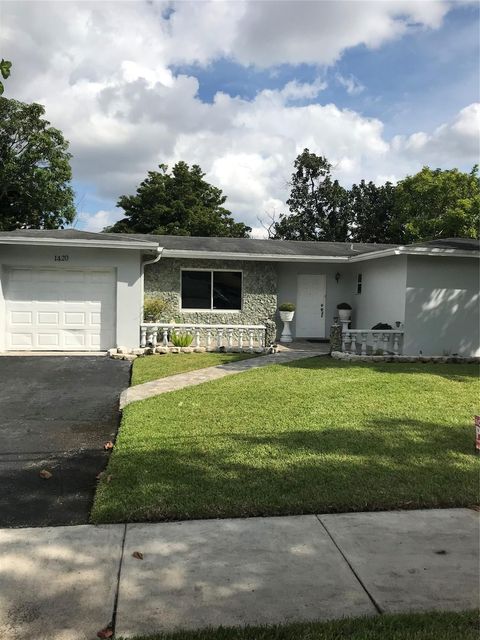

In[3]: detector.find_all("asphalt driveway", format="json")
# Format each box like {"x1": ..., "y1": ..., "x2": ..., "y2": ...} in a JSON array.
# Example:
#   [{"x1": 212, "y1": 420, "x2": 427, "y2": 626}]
[{"x1": 0, "y1": 356, "x2": 131, "y2": 527}]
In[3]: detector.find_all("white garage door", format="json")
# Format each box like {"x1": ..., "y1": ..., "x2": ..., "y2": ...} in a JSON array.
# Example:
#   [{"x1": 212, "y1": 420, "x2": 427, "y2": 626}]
[{"x1": 5, "y1": 268, "x2": 116, "y2": 351}]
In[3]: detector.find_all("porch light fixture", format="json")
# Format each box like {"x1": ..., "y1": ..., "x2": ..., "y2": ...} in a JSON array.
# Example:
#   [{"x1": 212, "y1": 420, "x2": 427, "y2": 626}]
[{"x1": 335, "y1": 272, "x2": 341, "y2": 283}]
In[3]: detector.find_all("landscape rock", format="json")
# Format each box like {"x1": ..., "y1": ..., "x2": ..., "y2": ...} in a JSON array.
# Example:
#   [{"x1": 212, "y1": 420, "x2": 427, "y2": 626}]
[{"x1": 117, "y1": 346, "x2": 130, "y2": 354}]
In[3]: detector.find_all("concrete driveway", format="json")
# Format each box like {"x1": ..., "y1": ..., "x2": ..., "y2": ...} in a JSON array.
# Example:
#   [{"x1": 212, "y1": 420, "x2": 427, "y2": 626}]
[{"x1": 0, "y1": 356, "x2": 131, "y2": 527}]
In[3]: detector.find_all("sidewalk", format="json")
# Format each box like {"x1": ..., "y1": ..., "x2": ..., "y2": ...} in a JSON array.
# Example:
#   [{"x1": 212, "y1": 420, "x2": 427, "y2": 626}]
[{"x1": 0, "y1": 508, "x2": 477, "y2": 640}]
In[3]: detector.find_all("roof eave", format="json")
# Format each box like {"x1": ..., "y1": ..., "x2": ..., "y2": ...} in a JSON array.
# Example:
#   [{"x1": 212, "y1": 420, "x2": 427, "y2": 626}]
[
  {"x1": 349, "y1": 246, "x2": 480, "y2": 262},
  {"x1": 0, "y1": 237, "x2": 160, "y2": 251}
]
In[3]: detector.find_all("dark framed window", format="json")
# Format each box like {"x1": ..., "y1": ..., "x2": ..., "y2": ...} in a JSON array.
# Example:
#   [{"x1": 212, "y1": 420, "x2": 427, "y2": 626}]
[
  {"x1": 181, "y1": 270, "x2": 242, "y2": 310},
  {"x1": 356, "y1": 273, "x2": 362, "y2": 295}
]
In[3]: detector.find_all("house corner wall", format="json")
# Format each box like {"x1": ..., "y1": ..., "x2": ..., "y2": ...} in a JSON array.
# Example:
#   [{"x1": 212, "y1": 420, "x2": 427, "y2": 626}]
[{"x1": 404, "y1": 256, "x2": 480, "y2": 357}]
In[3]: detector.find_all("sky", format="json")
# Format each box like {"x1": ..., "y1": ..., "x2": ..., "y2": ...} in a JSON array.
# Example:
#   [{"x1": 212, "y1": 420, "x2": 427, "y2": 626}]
[{"x1": 2, "y1": 0, "x2": 479, "y2": 236}]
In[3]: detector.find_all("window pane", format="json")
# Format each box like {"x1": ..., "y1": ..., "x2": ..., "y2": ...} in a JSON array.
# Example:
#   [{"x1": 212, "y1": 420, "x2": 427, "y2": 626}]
[
  {"x1": 213, "y1": 271, "x2": 242, "y2": 310},
  {"x1": 182, "y1": 271, "x2": 211, "y2": 309}
]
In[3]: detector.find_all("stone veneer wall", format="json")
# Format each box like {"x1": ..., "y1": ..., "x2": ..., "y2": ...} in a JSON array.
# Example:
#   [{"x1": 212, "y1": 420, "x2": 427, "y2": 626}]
[{"x1": 144, "y1": 258, "x2": 278, "y2": 327}]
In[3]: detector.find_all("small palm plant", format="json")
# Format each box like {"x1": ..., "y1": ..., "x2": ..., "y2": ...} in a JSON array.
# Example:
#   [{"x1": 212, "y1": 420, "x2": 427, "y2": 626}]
[{"x1": 170, "y1": 331, "x2": 193, "y2": 347}]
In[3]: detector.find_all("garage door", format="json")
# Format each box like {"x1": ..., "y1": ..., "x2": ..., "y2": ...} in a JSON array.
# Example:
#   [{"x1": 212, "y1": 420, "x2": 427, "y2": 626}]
[{"x1": 5, "y1": 268, "x2": 116, "y2": 351}]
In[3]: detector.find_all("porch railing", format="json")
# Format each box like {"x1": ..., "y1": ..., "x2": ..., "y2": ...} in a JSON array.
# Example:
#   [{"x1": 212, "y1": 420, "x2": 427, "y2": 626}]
[
  {"x1": 341, "y1": 329, "x2": 404, "y2": 355},
  {"x1": 140, "y1": 323, "x2": 266, "y2": 352}
]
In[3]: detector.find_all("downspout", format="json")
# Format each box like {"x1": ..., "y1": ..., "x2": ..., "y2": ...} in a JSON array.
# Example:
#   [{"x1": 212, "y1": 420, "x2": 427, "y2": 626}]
[{"x1": 141, "y1": 246, "x2": 163, "y2": 321}]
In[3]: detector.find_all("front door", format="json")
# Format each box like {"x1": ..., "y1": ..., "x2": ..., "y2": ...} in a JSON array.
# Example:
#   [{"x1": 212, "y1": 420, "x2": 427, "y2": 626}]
[{"x1": 295, "y1": 274, "x2": 326, "y2": 338}]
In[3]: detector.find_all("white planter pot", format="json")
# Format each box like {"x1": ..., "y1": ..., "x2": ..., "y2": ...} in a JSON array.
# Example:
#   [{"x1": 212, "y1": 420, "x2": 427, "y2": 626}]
[
  {"x1": 338, "y1": 309, "x2": 351, "y2": 321},
  {"x1": 279, "y1": 310, "x2": 295, "y2": 322},
  {"x1": 279, "y1": 310, "x2": 294, "y2": 343}
]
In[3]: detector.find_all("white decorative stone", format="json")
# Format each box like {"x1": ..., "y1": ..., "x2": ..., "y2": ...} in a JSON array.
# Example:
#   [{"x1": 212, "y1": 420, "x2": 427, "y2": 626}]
[
  {"x1": 155, "y1": 347, "x2": 169, "y2": 354},
  {"x1": 122, "y1": 354, "x2": 137, "y2": 361},
  {"x1": 117, "y1": 346, "x2": 130, "y2": 354},
  {"x1": 108, "y1": 348, "x2": 118, "y2": 357},
  {"x1": 132, "y1": 348, "x2": 146, "y2": 356},
  {"x1": 193, "y1": 347, "x2": 206, "y2": 353},
  {"x1": 181, "y1": 347, "x2": 194, "y2": 353},
  {"x1": 170, "y1": 347, "x2": 180, "y2": 354}
]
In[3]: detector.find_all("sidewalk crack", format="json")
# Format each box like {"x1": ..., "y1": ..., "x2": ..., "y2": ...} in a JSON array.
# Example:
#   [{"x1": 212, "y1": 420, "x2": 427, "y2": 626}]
[
  {"x1": 111, "y1": 523, "x2": 127, "y2": 634},
  {"x1": 315, "y1": 514, "x2": 383, "y2": 615}
]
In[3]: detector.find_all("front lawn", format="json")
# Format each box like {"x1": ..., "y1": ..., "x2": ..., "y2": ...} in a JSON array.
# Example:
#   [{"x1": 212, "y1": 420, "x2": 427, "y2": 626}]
[
  {"x1": 120, "y1": 610, "x2": 479, "y2": 640},
  {"x1": 131, "y1": 352, "x2": 259, "y2": 385},
  {"x1": 92, "y1": 358, "x2": 480, "y2": 523}
]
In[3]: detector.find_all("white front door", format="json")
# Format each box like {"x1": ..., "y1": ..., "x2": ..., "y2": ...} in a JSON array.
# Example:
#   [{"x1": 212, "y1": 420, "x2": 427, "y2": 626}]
[
  {"x1": 5, "y1": 268, "x2": 116, "y2": 351},
  {"x1": 295, "y1": 274, "x2": 326, "y2": 338}
]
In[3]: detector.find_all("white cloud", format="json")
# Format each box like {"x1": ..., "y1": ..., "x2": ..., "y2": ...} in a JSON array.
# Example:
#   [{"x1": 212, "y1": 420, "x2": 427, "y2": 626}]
[
  {"x1": 2, "y1": 0, "x2": 477, "y2": 233},
  {"x1": 76, "y1": 210, "x2": 122, "y2": 232},
  {"x1": 335, "y1": 73, "x2": 365, "y2": 95},
  {"x1": 392, "y1": 103, "x2": 480, "y2": 162}
]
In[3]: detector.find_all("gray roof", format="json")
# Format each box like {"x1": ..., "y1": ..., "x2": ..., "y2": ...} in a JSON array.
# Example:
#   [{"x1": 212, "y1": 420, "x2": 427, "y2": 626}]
[
  {"x1": 407, "y1": 237, "x2": 480, "y2": 252},
  {"x1": 0, "y1": 229, "x2": 478, "y2": 257},
  {"x1": 131, "y1": 234, "x2": 395, "y2": 256}
]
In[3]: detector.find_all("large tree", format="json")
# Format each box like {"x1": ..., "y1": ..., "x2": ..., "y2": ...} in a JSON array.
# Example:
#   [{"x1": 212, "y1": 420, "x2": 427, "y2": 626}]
[
  {"x1": 272, "y1": 149, "x2": 349, "y2": 241},
  {"x1": 0, "y1": 98, "x2": 75, "y2": 230},
  {"x1": 107, "y1": 161, "x2": 251, "y2": 237},
  {"x1": 348, "y1": 180, "x2": 400, "y2": 243},
  {"x1": 394, "y1": 166, "x2": 480, "y2": 243}
]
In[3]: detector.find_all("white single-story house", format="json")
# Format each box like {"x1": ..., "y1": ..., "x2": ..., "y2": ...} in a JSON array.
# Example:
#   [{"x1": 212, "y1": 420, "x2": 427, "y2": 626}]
[{"x1": 0, "y1": 229, "x2": 478, "y2": 356}]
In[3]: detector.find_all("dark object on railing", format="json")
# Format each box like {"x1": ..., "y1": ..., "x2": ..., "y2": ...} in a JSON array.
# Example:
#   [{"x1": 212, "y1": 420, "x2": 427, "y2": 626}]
[{"x1": 371, "y1": 322, "x2": 393, "y2": 330}]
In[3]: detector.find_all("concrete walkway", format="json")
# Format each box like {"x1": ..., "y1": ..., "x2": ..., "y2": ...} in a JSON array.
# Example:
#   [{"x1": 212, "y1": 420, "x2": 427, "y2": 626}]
[
  {"x1": 0, "y1": 508, "x2": 477, "y2": 640},
  {"x1": 120, "y1": 347, "x2": 328, "y2": 408}
]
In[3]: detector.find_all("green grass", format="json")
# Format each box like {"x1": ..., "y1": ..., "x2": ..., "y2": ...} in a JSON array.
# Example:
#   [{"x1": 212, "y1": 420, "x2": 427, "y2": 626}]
[
  {"x1": 92, "y1": 358, "x2": 480, "y2": 523},
  {"x1": 131, "y1": 352, "x2": 260, "y2": 385},
  {"x1": 120, "y1": 610, "x2": 479, "y2": 640}
]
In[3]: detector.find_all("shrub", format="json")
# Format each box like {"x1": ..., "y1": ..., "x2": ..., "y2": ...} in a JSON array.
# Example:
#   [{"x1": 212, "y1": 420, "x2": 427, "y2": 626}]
[
  {"x1": 170, "y1": 331, "x2": 193, "y2": 347},
  {"x1": 337, "y1": 302, "x2": 352, "y2": 310},
  {"x1": 279, "y1": 302, "x2": 296, "y2": 312},
  {"x1": 143, "y1": 297, "x2": 170, "y2": 322}
]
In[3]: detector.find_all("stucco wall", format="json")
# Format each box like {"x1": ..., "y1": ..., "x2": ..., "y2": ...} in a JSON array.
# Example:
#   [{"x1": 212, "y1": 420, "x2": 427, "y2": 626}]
[
  {"x1": 352, "y1": 255, "x2": 407, "y2": 330},
  {"x1": 0, "y1": 245, "x2": 143, "y2": 350},
  {"x1": 144, "y1": 257, "x2": 278, "y2": 327},
  {"x1": 404, "y1": 256, "x2": 479, "y2": 356}
]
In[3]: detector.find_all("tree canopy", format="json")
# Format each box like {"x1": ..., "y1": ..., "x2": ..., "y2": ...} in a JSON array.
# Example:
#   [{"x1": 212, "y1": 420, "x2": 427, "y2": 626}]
[
  {"x1": 0, "y1": 98, "x2": 75, "y2": 230},
  {"x1": 0, "y1": 59, "x2": 12, "y2": 95},
  {"x1": 348, "y1": 180, "x2": 400, "y2": 244},
  {"x1": 395, "y1": 166, "x2": 480, "y2": 243},
  {"x1": 272, "y1": 149, "x2": 349, "y2": 241},
  {"x1": 107, "y1": 161, "x2": 251, "y2": 237},
  {"x1": 273, "y1": 149, "x2": 479, "y2": 243}
]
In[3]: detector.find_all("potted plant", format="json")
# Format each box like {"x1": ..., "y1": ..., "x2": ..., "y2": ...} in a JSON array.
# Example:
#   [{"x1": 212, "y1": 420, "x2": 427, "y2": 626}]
[
  {"x1": 278, "y1": 302, "x2": 295, "y2": 343},
  {"x1": 336, "y1": 302, "x2": 352, "y2": 321},
  {"x1": 278, "y1": 302, "x2": 295, "y2": 322}
]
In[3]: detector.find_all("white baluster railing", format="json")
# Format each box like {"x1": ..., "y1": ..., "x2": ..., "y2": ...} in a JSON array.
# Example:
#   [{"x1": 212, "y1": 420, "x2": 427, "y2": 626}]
[
  {"x1": 140, "y1": 323, "x2": 267, "y2": 352},
  {"x1": 340, "y1": 329, "x2": 404, "y2": 356}
]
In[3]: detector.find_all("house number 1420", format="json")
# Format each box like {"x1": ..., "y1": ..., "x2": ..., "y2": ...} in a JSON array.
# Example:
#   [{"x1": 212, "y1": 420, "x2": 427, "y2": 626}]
[{"x1": 54, "y1": 255, "x2": 69, "y2": 262}]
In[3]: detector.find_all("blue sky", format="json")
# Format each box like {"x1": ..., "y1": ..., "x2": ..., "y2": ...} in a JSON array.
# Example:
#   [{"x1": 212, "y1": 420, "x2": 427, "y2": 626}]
[{"x1": 4, "y1": 0, "x2": 479, "y2": 234}]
